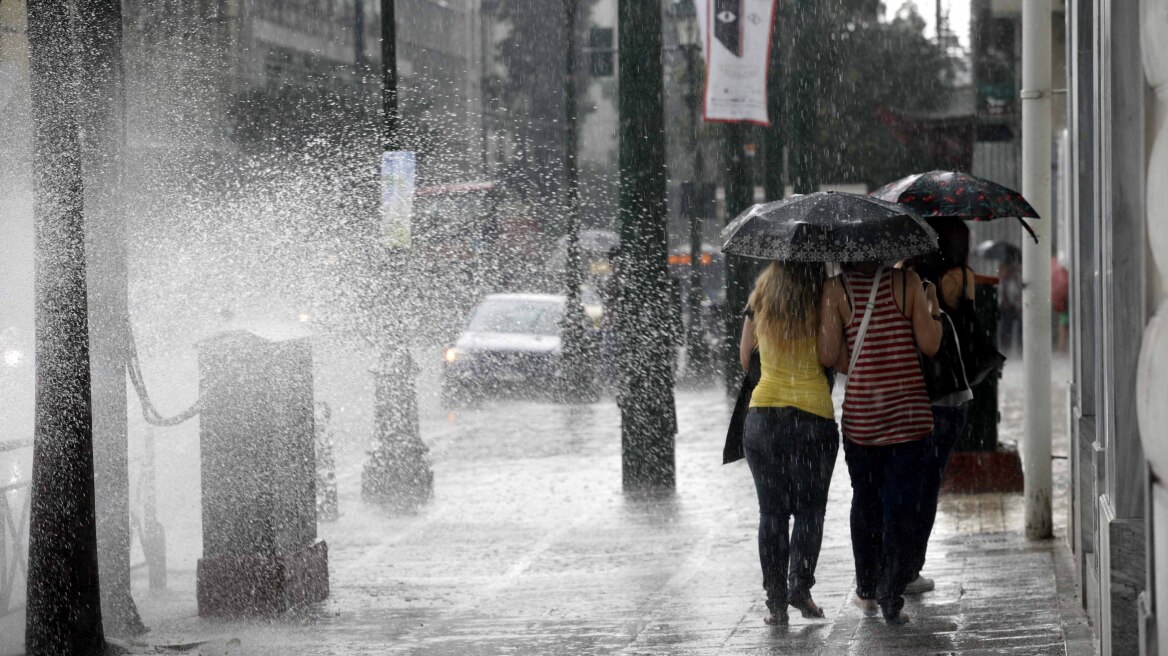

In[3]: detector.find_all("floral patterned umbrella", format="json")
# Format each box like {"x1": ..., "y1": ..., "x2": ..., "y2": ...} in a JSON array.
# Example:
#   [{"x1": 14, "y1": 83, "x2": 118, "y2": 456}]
[
  {"x1": 870, "y1": 170, "x2": 1040, "y2": 242},
  {"x1": 720, "y1": 191, "x2": 938, "y2": 263}
]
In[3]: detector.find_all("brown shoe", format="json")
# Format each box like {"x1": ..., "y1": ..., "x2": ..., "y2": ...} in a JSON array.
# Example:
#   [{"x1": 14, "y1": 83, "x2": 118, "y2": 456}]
[{"x1": 790, "y1": 596, "x2": 825, "y2": 619}]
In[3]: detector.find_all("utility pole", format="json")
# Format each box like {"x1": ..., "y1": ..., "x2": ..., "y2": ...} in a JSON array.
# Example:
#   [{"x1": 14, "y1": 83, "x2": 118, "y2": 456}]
[
  {"x1": 362, "y1": 0, "x2": 434, "y2": 511},
  {"x1": 721, "y1": 123, "x2": 753, "y2": 394},
  {"x1": 617, "y1": 0, "x2": 677, "y2": 490},
  {"x1": 788, "y1": 0, "x2": 815, "y2": 195},
  {"x1": 680, "y1": 10, "x2": 710, "y2": 382},
  {"x1": 1021, "y1": 0, "x2": 1053, "y2": 540},
  {"x1": 75, "y1": 0, "x2": 146, "y2": 636},
  {"x1": 25, "y1": 0, "x2": 106, "y2": 652},
  {"x1": 558, "y1": 0, "x2": 595, "y2": 401},
  {"x1": 763, "y1": 1, "x2": 786, "y2": 203}
]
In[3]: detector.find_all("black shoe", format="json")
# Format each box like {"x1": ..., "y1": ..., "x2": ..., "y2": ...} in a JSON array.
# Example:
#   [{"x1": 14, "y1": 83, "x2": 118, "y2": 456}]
[
  {"x1": 883, "y1": 609, "x2": 910, "y2": 626},
  {"x1": 789, "y1": 596, "x2": 825, "y2": 619}
]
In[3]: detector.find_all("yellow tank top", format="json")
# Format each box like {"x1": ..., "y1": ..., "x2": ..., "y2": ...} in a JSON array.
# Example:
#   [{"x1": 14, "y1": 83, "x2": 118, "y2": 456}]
[{"x1": 748, "y1": 334, "x2": 835, "y2": 419}]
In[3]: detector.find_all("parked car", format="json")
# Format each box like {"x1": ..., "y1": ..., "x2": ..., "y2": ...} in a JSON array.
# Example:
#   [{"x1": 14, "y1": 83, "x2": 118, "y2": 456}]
[{"x1": 442, "y1": 293, "x2": 598, "y2": 405}]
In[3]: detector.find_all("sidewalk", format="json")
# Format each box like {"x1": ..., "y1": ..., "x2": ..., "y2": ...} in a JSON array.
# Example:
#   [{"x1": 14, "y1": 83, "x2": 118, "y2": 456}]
[{"x1": 118, "y1": 358, "x2": 1094, "y2": 655}]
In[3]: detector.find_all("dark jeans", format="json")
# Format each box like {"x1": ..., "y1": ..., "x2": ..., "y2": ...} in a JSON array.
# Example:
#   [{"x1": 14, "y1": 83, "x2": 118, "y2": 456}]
[
  {"x1": 843, "y1": 437, "x2": 927, "y2": 619},
  {"x1": 913, "y1": 403, "x2": 970, "y2": 578},
  {"x1": 743, "y1": 407, "x2": 839, "y2": 612}
]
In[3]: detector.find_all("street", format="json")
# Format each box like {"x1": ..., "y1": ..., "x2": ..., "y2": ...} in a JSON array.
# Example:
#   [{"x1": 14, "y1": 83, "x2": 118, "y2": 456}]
[{"x1": 96, "y1": 351, "x2": 1097, "y2": 655}]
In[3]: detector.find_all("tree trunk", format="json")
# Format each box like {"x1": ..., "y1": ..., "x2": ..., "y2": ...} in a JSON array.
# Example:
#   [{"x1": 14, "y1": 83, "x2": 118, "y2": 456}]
[
  {"x1": 75, "y1": 0, "x2": 146, "y2": 636},
  {"x1": 25, "y1": 0, "x2": 106, "y2": 652},
  {"x1": 617, "y1": 0, "x2": 676, "y2": 491}
]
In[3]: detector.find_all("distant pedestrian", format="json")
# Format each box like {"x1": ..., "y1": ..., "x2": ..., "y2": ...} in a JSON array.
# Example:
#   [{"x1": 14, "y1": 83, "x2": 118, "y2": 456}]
[
  {"x1": 998, "y1": 260, "x2": 1022, "y2": 353},
  {"x1": 737, "y1": 262, "x2": 839, "y2": 626},
  {"x1": 1051, "y1": 257, "x2": 1070, "y2": 352},
  {"x1": 905, "y1": 219, "x2": 977, "y2": 595},
  {"x1": 819, "y1": 261, "x2": 942, "y2": 625}
]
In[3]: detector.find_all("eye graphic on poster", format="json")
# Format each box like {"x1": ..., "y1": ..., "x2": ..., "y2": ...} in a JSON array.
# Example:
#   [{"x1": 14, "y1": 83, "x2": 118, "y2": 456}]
[{"x1": 714, "y1": 0, "x2": 742, "y2": 57}]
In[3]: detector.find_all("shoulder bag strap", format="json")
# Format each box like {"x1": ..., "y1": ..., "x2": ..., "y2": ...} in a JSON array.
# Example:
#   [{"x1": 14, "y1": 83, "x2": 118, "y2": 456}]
[{"x1": 848, "y1": 265, "x2": 884, "y2": 376}]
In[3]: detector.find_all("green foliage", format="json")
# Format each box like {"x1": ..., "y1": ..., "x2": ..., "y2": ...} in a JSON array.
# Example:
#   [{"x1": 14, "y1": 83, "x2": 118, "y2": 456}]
[
  {"x1": 788, "y1": 1, "x2": 961, "y2": 189},
  {"x1": 484, "y1": 0, "x2": 601, "y2": 199}
]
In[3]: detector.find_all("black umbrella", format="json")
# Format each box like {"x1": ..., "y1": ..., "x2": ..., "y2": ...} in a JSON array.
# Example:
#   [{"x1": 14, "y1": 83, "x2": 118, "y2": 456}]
[
  {"x1": 870, "y1": 170, "x2": 1041, "y2": 242},
  {"x1": 720, "y1": 191, "x2": 938, "y2": 263}
]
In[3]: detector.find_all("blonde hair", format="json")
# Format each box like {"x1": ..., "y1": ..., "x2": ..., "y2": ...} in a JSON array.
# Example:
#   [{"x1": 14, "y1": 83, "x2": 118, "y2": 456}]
[{"x1": 748, "y1": 262, "x2": 825, "y2": 345}]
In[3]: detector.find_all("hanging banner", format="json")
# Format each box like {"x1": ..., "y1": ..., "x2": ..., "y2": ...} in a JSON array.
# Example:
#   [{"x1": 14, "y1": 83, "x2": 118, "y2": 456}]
[
  {"x1": 694, "y1": 0, "x2": 775, "y2": 125},
  {"x1": 381, "y1": 151, "x2": 415, "y2": 248}
]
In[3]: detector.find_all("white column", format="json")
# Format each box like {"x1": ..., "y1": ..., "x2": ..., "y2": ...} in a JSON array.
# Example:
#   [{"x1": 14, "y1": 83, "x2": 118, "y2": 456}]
[
  {"x1": 1138, "y1": 0, "x2": 1168, "y2": 649},
  {"x1": 1022, "y1": 0, "x2": 1053, "y2": 540}
]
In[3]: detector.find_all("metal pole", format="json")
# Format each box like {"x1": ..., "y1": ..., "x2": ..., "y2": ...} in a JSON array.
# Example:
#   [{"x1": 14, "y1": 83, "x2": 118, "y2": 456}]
[
  {"x1": 559, "y1": 0, "x2": 593, "y2": 400},
  {"x1": 684, "y1": 42, "x2": 710, "y2": 380},
  {"x1": 1021, "y1": 0, "x2": 1053, "y2": 540},
  {"x1": 722, "y1": 124, "x2": 753, "y2": 394},
  {"x1": 75, "y1": 0, "x2": 145, "y2": 635},
  {"x1": 361, "y1": 0, "x2": 434, "y2": 511}
]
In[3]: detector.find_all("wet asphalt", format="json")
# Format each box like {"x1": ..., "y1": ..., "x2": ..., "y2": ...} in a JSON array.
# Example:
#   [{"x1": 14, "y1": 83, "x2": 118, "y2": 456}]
[{"x1": 110, "y1": 354, "x2": 1096, "y2": 655}]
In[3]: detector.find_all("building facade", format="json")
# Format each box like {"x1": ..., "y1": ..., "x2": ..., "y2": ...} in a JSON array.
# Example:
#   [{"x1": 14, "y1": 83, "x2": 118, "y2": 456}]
[{"x1": 1066, "y1": 0, "x2": 1167, "y2": 654}]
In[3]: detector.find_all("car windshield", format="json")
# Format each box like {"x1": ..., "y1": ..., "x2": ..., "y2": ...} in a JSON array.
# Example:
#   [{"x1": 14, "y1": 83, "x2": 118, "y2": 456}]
[{"x1": 468, "y1": 298, "x2": 563, "y2": 336}]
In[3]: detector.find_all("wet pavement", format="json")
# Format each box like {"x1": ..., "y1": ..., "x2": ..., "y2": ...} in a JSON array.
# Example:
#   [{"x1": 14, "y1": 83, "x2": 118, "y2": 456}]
[{"x1": 92, "y1": 352, "x2": 1097, "y2": 656}]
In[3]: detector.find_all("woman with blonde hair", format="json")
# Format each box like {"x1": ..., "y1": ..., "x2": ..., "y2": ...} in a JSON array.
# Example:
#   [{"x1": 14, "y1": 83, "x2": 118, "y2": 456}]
[{"x1": 738, "y1": 261, "x2": 839, "y2": 625}]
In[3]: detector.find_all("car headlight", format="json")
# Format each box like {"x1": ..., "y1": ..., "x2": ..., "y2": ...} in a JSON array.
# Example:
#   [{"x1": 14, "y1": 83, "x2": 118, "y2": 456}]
[
  {"x1": 4, "y1": 349, "x2": 23, "y2": 368},
  {"x1": 444, "y1": 347, "x2": 459, "y2": 363}
]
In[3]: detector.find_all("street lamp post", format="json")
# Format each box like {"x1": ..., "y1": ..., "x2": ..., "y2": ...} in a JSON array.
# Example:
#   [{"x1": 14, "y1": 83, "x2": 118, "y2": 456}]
[
  {"x1": 558, "y1": 0, "x2": 596, "y2": 402},
  {"x1": 673, "y1": 4, "x2": 710, "y2": 382},
  {"x1": 360, "y1": 0, "x2": 434, "y2": 512}
]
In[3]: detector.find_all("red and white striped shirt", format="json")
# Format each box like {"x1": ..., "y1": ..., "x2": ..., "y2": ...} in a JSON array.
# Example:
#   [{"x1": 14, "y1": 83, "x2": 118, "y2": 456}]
[{"x1": 841, "y1": 269, "x2": 934, "y2": 446}]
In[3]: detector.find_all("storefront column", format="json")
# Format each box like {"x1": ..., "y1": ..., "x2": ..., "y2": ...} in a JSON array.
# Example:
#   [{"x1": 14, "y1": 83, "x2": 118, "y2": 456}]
[{"x1": 1137, "y1": 1, "x2": 1168, "y2": 652}]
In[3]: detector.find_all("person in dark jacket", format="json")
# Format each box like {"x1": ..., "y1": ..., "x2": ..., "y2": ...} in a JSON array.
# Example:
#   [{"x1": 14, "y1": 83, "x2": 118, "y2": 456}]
[{"x1": 904, "y1": 218, "x2": 977, "y2": 595}]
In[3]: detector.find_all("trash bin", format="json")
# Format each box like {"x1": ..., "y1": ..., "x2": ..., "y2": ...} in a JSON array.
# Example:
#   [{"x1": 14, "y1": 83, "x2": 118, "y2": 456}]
[
  {"x1": 941, "y1": 276, "x2": 1024, "y2": 494},
  {"x1": 196, "y1": 330, "x2": 328, "y2": 616},
  {"x1": 957, "y1": 279, "x2": 1001, "y2": 451}
]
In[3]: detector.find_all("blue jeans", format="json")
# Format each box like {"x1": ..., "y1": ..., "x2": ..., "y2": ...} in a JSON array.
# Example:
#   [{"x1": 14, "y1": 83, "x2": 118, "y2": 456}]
[
  {"x1": 913, "y1": 403, "x2": 969, "y2": 577},
  {"x1": 743, "y1": 408, "x2": 839, "y2": 612},
  {"x1": 843, "y1": 437, "x2": 927, "y2": 619}
]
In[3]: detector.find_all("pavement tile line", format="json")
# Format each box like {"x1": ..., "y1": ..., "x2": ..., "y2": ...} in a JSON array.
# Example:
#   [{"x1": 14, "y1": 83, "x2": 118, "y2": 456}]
[
  {"x1": 615, "y1": 523, "x2": 721, "y2": 652},
  {"x1": 385, "y1": 508, "x2": 598, "y2": 650}
]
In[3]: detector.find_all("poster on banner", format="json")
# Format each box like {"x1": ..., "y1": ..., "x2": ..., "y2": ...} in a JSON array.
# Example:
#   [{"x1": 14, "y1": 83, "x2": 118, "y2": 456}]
[
  {"x1": 381, "y1": 151, "x2": 415, "y2": 248},
  {"x1": 693, "y1": 0, "x2": 775, "y2": 125}
]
